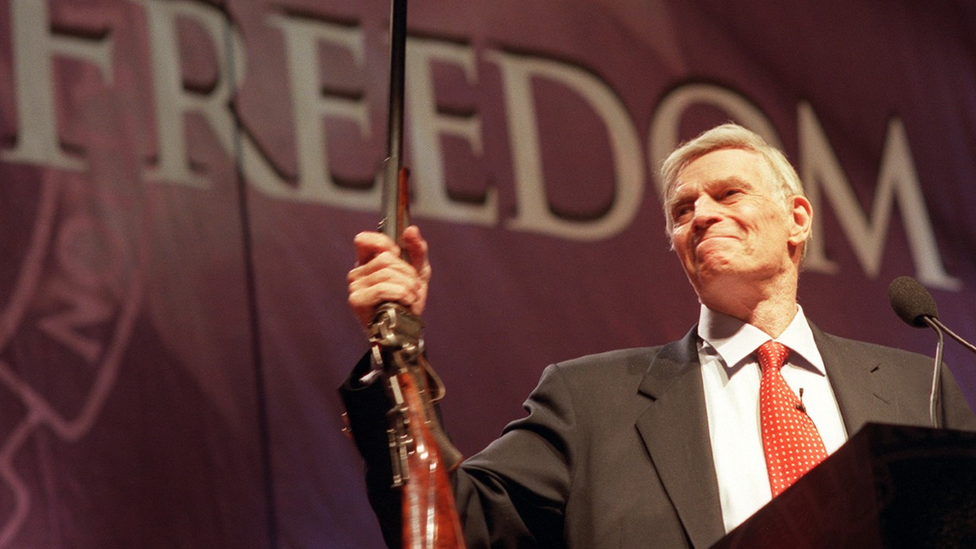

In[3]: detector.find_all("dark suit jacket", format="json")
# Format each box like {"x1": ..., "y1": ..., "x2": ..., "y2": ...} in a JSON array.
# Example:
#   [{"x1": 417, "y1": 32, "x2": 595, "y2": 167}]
[{"x1": 340, "y1": 325, "x2": 976, "y2": 549}]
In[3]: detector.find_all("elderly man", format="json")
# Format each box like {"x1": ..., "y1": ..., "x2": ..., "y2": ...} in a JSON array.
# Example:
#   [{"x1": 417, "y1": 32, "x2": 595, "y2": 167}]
[{"x1": 342, "y1": 124, "x2": 976, "y2": 549}]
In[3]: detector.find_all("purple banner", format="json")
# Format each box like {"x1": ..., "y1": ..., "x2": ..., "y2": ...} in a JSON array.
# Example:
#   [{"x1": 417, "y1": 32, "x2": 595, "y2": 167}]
[{"x1": 0, "y1": 0, "x2": 974, "y2": 547}]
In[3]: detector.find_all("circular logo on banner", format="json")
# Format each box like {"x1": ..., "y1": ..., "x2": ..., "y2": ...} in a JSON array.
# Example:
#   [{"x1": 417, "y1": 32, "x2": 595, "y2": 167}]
[{"x1": 0, "y1": 166, "x2": 143, "y2": 546}]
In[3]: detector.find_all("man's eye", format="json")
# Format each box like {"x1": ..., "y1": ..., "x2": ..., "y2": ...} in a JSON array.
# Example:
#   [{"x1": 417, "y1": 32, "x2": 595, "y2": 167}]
[
  {"x1": 672, "y1": 205, "x2": 691, "y2": 222},
  {"x1": 721, "y1": 189, "x2": 741, "y2": 199}
]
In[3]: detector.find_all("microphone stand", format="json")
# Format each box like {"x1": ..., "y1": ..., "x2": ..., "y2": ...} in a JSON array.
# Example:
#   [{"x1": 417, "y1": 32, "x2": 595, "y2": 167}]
[
  {"x1": 888, "y1": 276, "x2": 976, "y2": 430},
  {"x1": 922, "y1": 317, "x2": 944, "y2": 429},
  {"x1": 921, "y1": 314, "x2": 976, "y2": 429},
  {"x1": 926, "y1": 316, "x2": 976, "y2": 356}
]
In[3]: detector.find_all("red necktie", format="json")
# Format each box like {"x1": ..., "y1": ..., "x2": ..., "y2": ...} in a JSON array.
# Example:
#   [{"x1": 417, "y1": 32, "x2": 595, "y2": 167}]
[{"x1": 758, "y1": 340, "x2": 827, "y2": 497}]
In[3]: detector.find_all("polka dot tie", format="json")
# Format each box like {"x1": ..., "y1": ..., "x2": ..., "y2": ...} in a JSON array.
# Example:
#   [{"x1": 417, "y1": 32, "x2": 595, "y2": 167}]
[{"x1": 758, "y1": 340, "x2": 827, "y2": 497}]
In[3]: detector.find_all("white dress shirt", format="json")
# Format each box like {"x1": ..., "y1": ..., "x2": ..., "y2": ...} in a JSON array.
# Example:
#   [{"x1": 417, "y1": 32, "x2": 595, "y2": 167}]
[{"x1": 698, "y1": 304, "x2": 848, "y2": 533}]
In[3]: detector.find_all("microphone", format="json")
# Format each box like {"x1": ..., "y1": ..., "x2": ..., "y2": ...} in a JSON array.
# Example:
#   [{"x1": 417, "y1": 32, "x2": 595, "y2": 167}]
[
  {"x1": 887, "y1": 276, "x2": 938, "y2": 327},
  {"x1": 887, "y1": 276, "x2": 976, "y2": 428},
  {"x1": 888, "y1": 276, "x2": 976, "y2": 354}
]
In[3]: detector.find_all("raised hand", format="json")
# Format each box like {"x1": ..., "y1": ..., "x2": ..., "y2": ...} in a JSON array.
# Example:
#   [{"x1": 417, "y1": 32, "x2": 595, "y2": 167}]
[{"x1": 347, "y1": 225, "x2": 431, "y2": 330}]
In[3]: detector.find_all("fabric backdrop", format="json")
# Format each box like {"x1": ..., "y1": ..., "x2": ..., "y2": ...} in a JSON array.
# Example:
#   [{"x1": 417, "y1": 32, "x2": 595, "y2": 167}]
[{"x1": 0, "y1": 0, "x2": 974, "y2": 547}]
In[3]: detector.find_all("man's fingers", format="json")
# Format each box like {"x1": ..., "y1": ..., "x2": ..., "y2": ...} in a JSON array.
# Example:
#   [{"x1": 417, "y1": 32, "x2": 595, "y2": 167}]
[
  {"x1": 348, "y1": 226, "x2": 430, "y2": 329},
  {"x1": 347, "y1": 250, "x2": 415, "y2": 283},
  {"x1": 348, "y1": 264, "x2": 422, "y2": 299},
  {"x1": 348, "y1": 279, "x2": 421, "y2": 326},
  {"x1": 348, "y1": 255, "x2": 423, "y2": 312},
  {"x1": 401, "y1": 226, "x2": 431, "y2": 280},
  {"x1": 353, "y1": 231, "x2": 399, "y2": 267},
  {"x1": 348, "y1": 281, "x2": 420, "y2": 309}
]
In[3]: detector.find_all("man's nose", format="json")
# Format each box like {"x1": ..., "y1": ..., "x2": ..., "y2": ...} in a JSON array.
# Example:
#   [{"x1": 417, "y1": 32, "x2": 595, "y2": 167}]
[{"x1": 691, "y1": 196, "x2": 722, "y2": 230}]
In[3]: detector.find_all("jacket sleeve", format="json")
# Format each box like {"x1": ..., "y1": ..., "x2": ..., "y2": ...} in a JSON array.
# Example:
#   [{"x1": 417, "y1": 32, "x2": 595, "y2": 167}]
[
  {"x1": 339, "y1": 357, "x2": 576, "y2": 549},
  {"x1": 452, "y1": 363, "x2": 574, "y2": 548},
  {"x1": 338, "y1": 353, "x2": 402, "y2": 548}
]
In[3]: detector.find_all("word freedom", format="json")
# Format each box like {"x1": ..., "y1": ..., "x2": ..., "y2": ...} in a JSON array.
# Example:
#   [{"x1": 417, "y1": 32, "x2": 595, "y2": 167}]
[{"x1": 2, "y1": 0, "x2": 959, "y2": 289}]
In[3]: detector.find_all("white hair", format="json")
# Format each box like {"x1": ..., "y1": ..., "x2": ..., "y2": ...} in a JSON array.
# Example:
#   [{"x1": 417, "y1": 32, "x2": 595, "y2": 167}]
[{"x1": 659, "y1": 123, "x2": 806, "y2": 238}]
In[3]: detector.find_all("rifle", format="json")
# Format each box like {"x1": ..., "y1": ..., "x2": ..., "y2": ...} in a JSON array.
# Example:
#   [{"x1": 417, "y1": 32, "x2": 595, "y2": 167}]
[{"x1": 362, "y1": 1, "x2": 467, "y2": 547}]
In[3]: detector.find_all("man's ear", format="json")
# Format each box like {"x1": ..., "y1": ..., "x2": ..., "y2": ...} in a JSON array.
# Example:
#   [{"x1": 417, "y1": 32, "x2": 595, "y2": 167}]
[{"x1": 787, "y1": 194, "x2": 813, "y2": 247}]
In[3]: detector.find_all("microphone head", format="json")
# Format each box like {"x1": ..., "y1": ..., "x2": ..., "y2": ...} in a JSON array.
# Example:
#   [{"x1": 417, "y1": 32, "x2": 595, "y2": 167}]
[{"x1": 888, "y1": 276, "x2": 939, "y2": 328}]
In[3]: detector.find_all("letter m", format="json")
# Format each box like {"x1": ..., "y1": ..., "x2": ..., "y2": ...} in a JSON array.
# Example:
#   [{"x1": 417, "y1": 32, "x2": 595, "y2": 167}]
[{"x1": 798, "y1": 103, "x2": 960, "y2": 290}]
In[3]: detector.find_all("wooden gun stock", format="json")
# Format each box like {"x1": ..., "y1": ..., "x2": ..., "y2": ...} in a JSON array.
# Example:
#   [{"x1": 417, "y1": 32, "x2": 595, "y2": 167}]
[{"x1": 383, "y1": 346, "x2": 466, "y2": 549}]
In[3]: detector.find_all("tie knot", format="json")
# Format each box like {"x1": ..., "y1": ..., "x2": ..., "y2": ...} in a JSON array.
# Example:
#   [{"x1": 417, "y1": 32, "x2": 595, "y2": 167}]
[{"x1": 758, "y1": 340, "x2": 789, "y2": 373}]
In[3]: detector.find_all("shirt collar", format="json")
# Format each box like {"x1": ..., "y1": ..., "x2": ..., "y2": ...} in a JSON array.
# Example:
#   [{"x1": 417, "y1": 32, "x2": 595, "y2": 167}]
[{"x1": 697, "y1": 304, "x2": 825, "y2": 375}]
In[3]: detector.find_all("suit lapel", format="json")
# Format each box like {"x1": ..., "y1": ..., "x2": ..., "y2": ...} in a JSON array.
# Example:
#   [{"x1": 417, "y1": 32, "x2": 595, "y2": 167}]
[
  {"x1": 634, "y1": 330, "x2": 725, "y2": 549},
  {"x1": 631, "y1": 324, "x2": 892, "y2": 547},
  {"x1": 811, "y1": 323, "x2": 890, "y2": 435}
]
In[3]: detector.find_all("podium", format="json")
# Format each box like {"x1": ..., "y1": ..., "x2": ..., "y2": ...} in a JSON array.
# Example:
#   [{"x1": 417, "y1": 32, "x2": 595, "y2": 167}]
[{"x1": 711, "y1": 423, "x2": 976, "y2": 549}]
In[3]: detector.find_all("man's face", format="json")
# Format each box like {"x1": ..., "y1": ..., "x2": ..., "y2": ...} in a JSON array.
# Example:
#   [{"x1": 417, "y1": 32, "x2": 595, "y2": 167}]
[{"x1": 668, "y1": 148, "x2": 806, "y2": 297}]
